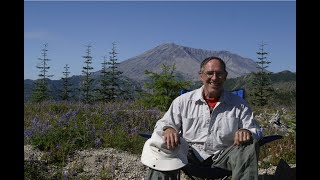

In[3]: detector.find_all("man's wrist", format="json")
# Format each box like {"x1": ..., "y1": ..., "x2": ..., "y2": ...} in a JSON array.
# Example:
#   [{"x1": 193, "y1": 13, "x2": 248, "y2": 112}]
[
  {"x1": 163, "y1": 126, "x2": 173, "y2": 131},
  {"x1": 163, "y1": 126, "x2": 177, "y2": 133}
]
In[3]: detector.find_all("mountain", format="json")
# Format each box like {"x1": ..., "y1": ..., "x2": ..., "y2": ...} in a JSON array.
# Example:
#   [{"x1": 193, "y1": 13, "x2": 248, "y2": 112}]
[{"x1": 117, "y1": 43, "x2": 259, "y2": 82}]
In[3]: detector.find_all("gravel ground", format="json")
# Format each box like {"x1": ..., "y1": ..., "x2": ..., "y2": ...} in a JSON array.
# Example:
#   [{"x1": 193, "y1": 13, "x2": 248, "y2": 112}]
[{"x1": 24, "y1": 145, "x2": 295, "y2": 180}]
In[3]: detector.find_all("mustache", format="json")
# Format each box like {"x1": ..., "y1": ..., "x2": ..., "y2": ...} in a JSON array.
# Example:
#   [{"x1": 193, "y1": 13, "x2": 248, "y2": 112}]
[{"x1": 208, "y1": 80, "x2": 221, "y2": 83}]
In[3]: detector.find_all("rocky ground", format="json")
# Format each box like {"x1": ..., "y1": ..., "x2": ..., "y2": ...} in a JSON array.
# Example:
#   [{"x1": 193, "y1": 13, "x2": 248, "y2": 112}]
[{"x1": 24, "y1": 145, "x2": 295, "y2": 180}]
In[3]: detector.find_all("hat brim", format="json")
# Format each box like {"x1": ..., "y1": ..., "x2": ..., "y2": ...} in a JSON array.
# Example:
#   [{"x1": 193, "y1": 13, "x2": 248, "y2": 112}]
[{"x1": 141, "y1": 133, "x2": 189, "y2": 171}]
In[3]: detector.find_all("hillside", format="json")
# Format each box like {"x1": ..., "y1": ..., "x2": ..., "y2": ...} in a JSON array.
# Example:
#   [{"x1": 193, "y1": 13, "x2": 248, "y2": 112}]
[{"x1": 223, "y1": 70, "x2": 296, "y2": 91}]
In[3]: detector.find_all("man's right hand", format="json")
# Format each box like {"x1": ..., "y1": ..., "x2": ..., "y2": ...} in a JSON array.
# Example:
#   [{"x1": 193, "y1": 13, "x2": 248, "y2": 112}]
[{"x1": 163, "y1": 127, "x2": 180, "y2": 150}]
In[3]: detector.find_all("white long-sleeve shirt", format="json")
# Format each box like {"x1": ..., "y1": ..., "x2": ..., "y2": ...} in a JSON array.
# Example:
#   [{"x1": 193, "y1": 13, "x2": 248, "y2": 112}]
[{"x1": 154, "y1": 86, "x2": 263, "y2": 161}]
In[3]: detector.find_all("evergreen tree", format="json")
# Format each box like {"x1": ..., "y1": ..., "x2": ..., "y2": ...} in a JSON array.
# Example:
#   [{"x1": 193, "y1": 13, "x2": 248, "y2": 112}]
[
  {"x1": 108, "y1": 42, "x2": 123, "y2": 100},
  {"x1": 30, "y1": 43, "x2": 53, "y2": 102},
  {"x1": 79, "y1": 44, "x2": 94, "y2": 103},
  {"x1": 60, "y1": 64, "x2": 73, "y2": 101},
  {"x1": 140, "y1": 63, "x2": 191, "y2": 111},
  {"x1": 98, "y1": 55, "x2": 112, "y2": 101},
  {"x1": 99, "y1": 42, "x2": 124, "y2": 102},
  {"x1": 119, "y1": 77, "x2": 140, "y2": 101},
  {"x1": 249, "y1": 42, "x2": 273, "y2": 106}
]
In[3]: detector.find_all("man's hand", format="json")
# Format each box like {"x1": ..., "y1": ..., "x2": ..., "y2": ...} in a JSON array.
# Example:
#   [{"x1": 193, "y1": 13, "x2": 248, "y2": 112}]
[
  {"x1": 233, "y1": 129, "x2": 252, "y2": 146},
  {"x1": 163, "y1": 127, "x2": 180, "y2": 149}
]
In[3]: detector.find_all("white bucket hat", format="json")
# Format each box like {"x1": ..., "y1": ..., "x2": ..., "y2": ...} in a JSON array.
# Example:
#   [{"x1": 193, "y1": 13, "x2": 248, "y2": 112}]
[{"x1": 140, "y1": 130, "x2": 189, "y2": 171}]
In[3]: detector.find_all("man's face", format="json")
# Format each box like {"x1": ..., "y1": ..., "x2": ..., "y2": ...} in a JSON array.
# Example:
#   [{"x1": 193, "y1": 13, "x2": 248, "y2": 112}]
[{"x1": 199, "y1": 59, "x2": 227, "y2": 97}]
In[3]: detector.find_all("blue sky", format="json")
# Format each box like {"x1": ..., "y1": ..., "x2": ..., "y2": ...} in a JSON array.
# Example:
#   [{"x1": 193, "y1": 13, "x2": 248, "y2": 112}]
[{"x1": 24, "y1": 1, "x2": 296, "y2": 80}]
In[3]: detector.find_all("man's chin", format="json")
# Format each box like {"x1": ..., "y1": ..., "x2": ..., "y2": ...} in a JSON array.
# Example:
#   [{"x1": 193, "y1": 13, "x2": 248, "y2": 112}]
[
  {"x1": 208, "y1": 85, "x2": 221, "y2": 91},
  {"x1": 205, "y1": 86, "x2": 222, "y2": 95}
]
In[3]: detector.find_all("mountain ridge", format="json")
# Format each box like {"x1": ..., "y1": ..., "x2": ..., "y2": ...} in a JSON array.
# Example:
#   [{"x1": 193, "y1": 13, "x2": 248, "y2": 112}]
[{"x1": 116, "y1": 43, "x2": 259, "y2": 82}]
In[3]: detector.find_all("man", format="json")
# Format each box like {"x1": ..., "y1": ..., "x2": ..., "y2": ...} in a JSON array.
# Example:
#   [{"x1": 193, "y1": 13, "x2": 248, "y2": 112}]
[{"x1": 144, "y1": 56, "x2": 263, "y2": 180}]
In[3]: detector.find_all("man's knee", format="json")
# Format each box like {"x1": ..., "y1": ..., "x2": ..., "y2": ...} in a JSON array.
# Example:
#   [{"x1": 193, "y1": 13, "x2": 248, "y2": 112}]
[{"x1": 146, "y1": 168, "x2": 180, "y2": 180}]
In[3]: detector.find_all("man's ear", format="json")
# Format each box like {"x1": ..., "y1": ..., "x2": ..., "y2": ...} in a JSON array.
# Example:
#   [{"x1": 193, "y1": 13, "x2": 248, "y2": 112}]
[
  {"x1": 198, "y1": 72, "x2": 202, "y2": 80},
  {"x1": 224, "y1": 72, "x2": 228, "y2": 80}
]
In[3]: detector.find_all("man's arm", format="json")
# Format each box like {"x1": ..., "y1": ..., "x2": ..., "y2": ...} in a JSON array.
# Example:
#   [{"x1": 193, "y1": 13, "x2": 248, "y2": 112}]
[
  {"x1": 239, "y1": 102, "x2": 264, "y2": 141},
  {"x1": 153, "y1": 97, "x2": 183, "y2": 149}
]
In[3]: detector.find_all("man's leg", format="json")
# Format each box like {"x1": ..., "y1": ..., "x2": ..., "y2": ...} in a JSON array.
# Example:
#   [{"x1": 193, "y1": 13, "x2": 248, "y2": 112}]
[
  {"x1": 145, "y1": 168, "x2": 180, "y2": 180},
  {"x1": 144, "y1": 148, "x2": 201, "y2": 180},
  {"x1": 212, "y1": 139, "x2": 260, "y2": 180}
]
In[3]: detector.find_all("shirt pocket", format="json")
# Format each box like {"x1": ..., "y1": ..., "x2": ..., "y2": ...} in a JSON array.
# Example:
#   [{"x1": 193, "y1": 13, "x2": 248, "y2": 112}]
[
  {"x1": 217, "y1": 113, "x2": 238, "y2": 142},
  {"x1": 183, "y1": 116, "x2": 208, "y2": 141}
]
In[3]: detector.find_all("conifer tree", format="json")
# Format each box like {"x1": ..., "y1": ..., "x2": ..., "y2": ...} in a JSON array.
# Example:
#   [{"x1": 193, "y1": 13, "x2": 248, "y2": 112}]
[
  {"x1": 31, "y1": 43, "x2": 53, "y2": 102},
  {"x1": 108, "y1": 42, "x2": 123, "y2": 100},
  {"x1": 250, "y1": 42, "x2": 273, "y2": 106},
  {"x1": 60, "y1": 64, "x2": 73, "y2": 101},
  {"x1": 99, "y1": 42, "x2": 124, "y2": 102},
  {"x1": 98, "y1": 55, "x2": 112, "y2": 101},
  {"x1": 79, "y1": 44, "x2": 94, "y2": 103}
]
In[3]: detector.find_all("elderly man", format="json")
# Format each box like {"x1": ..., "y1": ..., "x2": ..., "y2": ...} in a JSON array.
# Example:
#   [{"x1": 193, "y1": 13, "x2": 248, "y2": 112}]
[{"x1": 142, "y1": 56, "x2": 263, "y2": 180}]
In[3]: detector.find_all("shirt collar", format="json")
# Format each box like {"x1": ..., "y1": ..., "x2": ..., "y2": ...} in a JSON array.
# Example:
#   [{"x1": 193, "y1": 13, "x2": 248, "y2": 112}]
[
  {"x1": 192, "y1": 85, "x2": 230, "y2": 105},
  {"x1": 191, "y1": 86, "x2": 205, "y2": 102}
]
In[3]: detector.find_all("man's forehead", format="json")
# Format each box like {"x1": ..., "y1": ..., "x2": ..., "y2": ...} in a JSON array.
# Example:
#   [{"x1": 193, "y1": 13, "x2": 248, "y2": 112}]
[{"x1": 204, "y1": 60, "x2": 223, "y2": 69}]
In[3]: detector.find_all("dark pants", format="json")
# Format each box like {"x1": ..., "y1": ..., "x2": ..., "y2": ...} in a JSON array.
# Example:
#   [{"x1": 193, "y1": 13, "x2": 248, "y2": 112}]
[{"x1": 145, "y1": 139, "x2": 260, "y2": 180}]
